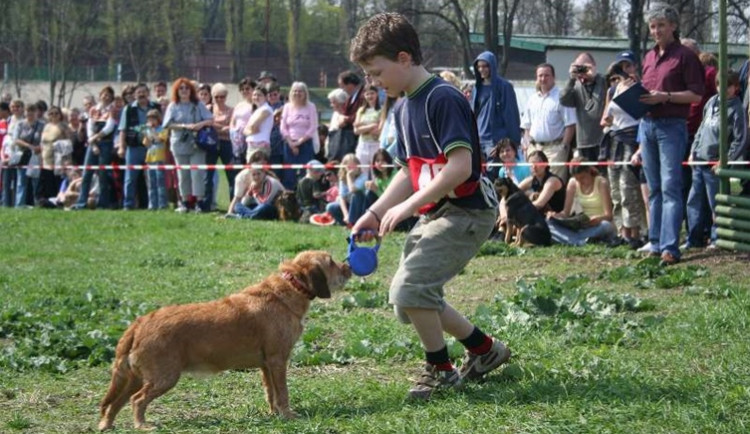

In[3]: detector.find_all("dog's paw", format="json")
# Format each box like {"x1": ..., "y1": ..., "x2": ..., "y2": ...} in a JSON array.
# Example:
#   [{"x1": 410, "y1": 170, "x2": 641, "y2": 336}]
[
  {"x1": 134, "y1": 422, "x2": 158, "y2": 431},
  {"x1": 279, "y1": 409, "x2": 300, "y2": 420}
]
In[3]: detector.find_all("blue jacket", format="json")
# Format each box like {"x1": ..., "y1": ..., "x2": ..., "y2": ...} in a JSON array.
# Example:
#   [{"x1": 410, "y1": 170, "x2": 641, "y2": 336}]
[{"x1": 470, "y1": 51, "x2": 521, "y2": 145}]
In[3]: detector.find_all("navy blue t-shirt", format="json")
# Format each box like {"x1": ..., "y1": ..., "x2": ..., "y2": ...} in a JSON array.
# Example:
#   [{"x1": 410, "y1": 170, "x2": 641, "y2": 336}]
[{"x1": 393, "y1": 76, "x2": 492, "y2": 212}]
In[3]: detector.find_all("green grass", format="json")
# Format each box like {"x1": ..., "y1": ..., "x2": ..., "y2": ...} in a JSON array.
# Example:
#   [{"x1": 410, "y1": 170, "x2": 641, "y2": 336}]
[{"x1": 1, "y1": 209, "x2": 749, "y2": 433}]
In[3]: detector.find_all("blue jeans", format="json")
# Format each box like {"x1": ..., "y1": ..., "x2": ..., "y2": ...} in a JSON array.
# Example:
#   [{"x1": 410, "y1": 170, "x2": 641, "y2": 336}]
[
  {"x1": 15, "y1": 168, "x2": 29, "y2": 208},
  {"x1": 123, "y1": 146, "x2": 147, "y2": 209},
  {"x1": 548, "y1": 219, "x2": 616, "y2": 246},
  {"x1": 235, "y1": 202, "x2": 277, "y2": 220},
  {"x1": 325, "y1": 191, "x2": 366, "y2": 226},
  {"x1": 148, "y1": 164, "x2": 168, "y2": 209},
  {"x1": 639, "y1": 117, "x2": 688, "y2": 257},
  {"x1": 686, "y1": 164, "x2": 718, "y2": 246},
  {"x1": 76, "y1": 141, "x2": 113, "y2": 209},
  {"x1": 2, "y1": 167, "x2": 16, "y2": 207},
  {"x1": 281, "y1": 139, "x2": 314, "y2": 190},
  {"x1": 326, "y1": 201, "x2": 345, "y2": 225}
]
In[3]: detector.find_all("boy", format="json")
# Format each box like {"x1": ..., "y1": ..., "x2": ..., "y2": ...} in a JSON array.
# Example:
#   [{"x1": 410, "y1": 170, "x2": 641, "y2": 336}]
[
  {"x1": 349, "y1": 13, "x2": 509, "y2": 400},
  {"x1": 296, "y1": 159, "x2": 327, "y2": 217},
  {"x1": 684, "y1": 70, "x2": 747, "y2": 249}
]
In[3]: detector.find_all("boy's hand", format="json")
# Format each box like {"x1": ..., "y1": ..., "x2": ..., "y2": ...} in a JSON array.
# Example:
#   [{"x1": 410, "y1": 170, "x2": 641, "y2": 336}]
[
  {"x1": 380, "y1": 202, "x2": 415, "y2": 235},
  {"x1": 351, "y1": 211, "x2": 380, "y2": 240}
]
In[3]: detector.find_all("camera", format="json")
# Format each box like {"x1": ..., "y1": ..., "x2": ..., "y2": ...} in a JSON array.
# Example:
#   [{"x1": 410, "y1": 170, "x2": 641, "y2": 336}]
[{"x1": 574, "y1": 65, "x2": 589, "y2": 74}]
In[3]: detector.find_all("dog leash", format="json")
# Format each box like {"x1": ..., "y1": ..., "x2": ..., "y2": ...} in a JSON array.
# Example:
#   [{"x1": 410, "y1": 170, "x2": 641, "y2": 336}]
[{"x1": 281, "y1": 271, "x2": 315, "y2": 300}]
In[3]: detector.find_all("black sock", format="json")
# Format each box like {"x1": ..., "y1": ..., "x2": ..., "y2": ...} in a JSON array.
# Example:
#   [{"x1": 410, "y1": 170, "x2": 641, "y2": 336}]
[
  {"x1": 425, "y1": 346, "x2": 453, "y2": 371},
  {"x1": 459, "y1": 326, "x2": 493, "y2": 355}
]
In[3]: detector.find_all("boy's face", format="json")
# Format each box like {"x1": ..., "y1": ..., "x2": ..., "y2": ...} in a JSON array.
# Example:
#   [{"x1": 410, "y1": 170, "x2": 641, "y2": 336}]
[
  {"x1": 476, "y1": 61, "x2": 491, "y2": 80},
  {"x1": 725, "y1": 83, "x2": 738, "y2": 99},
  {"x1": 360, "y1": 54, "x2": 410, "y2": 98}
]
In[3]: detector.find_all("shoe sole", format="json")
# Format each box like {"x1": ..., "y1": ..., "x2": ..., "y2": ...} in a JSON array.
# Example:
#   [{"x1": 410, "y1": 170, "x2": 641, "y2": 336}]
[{"x1": 460, "y1": 345, "x2": 511, "y2": 381}]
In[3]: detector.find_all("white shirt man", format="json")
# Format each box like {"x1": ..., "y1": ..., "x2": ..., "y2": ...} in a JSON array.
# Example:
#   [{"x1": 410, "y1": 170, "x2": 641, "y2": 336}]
[{"x1": 521, "y1": 63, "x2": 576, "y2": 180}]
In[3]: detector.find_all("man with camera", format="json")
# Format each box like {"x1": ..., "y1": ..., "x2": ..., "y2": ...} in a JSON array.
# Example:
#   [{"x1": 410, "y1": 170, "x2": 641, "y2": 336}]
[{"x1": 560, "y1": 53, "x2": 607, "y2": 164}]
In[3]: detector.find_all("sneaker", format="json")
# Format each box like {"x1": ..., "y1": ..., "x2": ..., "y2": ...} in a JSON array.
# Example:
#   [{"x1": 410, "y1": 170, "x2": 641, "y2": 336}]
[
  {"x1": 175, "y1": 205, "x2": 189, "y2": 213},
  {"x1": 706, "y1": 242, "x2": 718, "y2": 250},
  {"x1": 637, "y1": 241, "x2": 657, "y2": 254},
  {"x1": 459, "y1": 339, "x2": 511, "y2": 382},
  {"x1": 407, "y1": 364, "x2": 462, "y2": 401},
  {"x1": 224, "y1": 213, "x2": 240, "y2": 219}
]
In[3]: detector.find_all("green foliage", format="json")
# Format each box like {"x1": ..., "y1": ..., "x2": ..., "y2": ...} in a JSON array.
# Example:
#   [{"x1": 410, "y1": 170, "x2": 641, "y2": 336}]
[
  {"x1": 599, "y1": 257, "x2": 710, "y2": 289},
  {"x1": 475, "y1": 275, "x2": 658, "y2": 346},
  {"x1": 0, "y1": 288, "x2": 155, "y2": 374},
  {"x1": 477, "y1": 241, "x2": 526, "y2": 257}
]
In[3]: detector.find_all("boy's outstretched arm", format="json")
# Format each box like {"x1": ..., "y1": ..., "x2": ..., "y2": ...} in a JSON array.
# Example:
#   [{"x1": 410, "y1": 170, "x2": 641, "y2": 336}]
[{"x1": 353, "y1": 147, "x2": 473, "y2": 236}]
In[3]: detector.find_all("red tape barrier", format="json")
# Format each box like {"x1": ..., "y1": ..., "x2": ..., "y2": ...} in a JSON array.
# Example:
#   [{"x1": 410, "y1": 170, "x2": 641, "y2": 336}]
[{"x1": 3, "y1": 160, "x2": 749, "y2": 171}]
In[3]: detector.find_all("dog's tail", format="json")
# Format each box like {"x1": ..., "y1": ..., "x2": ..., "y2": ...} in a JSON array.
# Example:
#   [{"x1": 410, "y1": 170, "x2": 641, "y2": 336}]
[{"x1": 98, "y1": 320, "x2": 141, "y2": 429}]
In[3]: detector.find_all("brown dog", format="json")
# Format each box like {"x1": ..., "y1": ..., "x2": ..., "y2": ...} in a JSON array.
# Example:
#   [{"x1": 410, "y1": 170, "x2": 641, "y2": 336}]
[{"x1": 98, "y1": 251, "x2": 351, "y2": 431}]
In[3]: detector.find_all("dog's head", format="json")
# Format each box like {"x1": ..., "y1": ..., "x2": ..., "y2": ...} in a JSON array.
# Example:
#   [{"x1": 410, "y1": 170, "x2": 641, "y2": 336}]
[
  {"x1": 279, "y1": 251, "x2": 351, "y2": 299},
  {"x1": 493, "y1": 176, "x2": 519, "y2": 200},
  {"x1": 275, "y1": 191, "x2": 302, "y2": 222}
]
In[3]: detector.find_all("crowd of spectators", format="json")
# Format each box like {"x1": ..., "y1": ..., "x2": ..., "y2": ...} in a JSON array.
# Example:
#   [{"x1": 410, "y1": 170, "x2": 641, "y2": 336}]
[{"x1": 0, "y1": 3, "x2": 747, "y2": 264}]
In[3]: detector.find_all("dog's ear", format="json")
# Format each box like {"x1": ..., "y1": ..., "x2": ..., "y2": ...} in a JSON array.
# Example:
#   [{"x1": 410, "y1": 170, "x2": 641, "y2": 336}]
[{"x1": 307, "y1": 265, "x2": 330, "y2": 299}]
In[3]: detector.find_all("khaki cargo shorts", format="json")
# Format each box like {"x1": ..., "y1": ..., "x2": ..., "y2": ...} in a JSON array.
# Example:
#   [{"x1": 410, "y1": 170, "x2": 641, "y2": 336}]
[{"x1": 389, "y1": 201, "x2": 496, "y2": 323}]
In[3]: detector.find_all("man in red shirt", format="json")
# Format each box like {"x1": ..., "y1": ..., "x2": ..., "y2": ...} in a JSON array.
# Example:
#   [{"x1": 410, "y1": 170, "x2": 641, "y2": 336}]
[{"x1": 637, "y1": 3, "x2": 705, "y2": 265}]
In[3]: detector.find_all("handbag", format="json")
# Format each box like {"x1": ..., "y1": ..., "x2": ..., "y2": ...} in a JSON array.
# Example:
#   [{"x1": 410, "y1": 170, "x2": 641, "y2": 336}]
[
  {"x1": 26, "y1": 153, "x2": 41, "y2": 178},
  {"x1": 196, "y1": 126, "x2": 218, "y2": 152},
  {"x1": 6, "y1": 134, "x2": 24, "y2": 165},
  {"x1": 190, "y1": 104, "x2": 217, "y2": 152}
]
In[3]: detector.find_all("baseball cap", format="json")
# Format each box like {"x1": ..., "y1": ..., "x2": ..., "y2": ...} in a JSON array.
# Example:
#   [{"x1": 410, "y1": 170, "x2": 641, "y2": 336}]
[
  {"x1": 615, "y1": 50, "x2": 637, "y2": 65},
  {"x1": 307, "y1": 159, "x2": 324, "y2": 171}
]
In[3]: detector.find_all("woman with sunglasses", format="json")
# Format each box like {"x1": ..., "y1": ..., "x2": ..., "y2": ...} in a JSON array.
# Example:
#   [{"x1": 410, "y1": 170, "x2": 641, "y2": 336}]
[
  {"x1": 37, "y1": 106, "x2": 71, "y2": 207},
  {"x1": 162, "y1": 78, "x2": 214, "y2": 213}
]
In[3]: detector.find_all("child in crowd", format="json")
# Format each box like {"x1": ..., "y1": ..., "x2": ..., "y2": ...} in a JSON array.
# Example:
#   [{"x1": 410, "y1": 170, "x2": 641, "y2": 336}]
[
  {"x1": 364, "y1": 148, "x2": 396, "y2": 207},
  {"x1": 684, "y1": 70, "x2": 747, "y2": 249},
  {"x1": 546, "y1": 158, "x2": 616, "y2": 246},
  {"x1": 353, "y1": 85, "x2": 381, "y2": 177},
  {"x1": 349, "y1": 13, "x2": 507, "y2": 400},
  {"x1": 327, "y1": 153, "x2": 368, "y2": 226},
  {"x1": 142, "y1": 109, "x2": 169, "y2": 210},
  {"x1": 296, "y1": 159, "x2": 327, "y2": 216}
]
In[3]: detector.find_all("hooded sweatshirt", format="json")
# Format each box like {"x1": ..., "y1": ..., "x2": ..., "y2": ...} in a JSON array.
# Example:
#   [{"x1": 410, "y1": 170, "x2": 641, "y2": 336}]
[
  {"x1": 470, "y1": 51, "x2": 521, "y2": 145},
  {"x1": 691, "y1": 94, "x2": 747, "y2": 163}
]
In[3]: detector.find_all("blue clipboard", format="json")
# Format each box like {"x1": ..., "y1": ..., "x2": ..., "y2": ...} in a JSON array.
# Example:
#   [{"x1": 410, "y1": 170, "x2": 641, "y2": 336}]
[{"x1": 612, "y1": 82, "x2": 651, "y2": 120}]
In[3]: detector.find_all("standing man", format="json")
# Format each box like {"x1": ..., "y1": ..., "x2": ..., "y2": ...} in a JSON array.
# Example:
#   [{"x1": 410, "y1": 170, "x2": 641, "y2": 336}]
[
  {"x1": 638, "y1": 3, "x2": 704, "y2": 265},
  {"x1": 560, "y1": 52, "x2": 607, "y2": 163},
  {"x1": 470, "y1": 51, "x2": 521, "y2": 176},
  {"x1": 337, "y1": 70, "x2": 364, "y2": 130},
  {"x1": 118, "y1": 83, "x2": 161, "y2": 210},
  {"x1": 521, "y1": 63, "x2": 577, "y2": 182},
  {"x1": 333, "y1": 70, "x2": 364, "y2": 157},
  {"x1": 154, "y1": 81, "x2": 168, "y2": 100}
]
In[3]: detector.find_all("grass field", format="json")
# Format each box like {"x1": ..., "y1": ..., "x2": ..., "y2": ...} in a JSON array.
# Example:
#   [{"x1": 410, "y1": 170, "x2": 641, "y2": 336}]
[{"x1": 1, "y1": 209, "x2": 749, "y2": 433}]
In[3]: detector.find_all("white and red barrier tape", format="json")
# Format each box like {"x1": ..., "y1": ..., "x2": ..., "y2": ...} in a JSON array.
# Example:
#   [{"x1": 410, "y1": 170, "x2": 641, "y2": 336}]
[{"x1": 2, "y1": 160, "x2": 749, "y2": 171}]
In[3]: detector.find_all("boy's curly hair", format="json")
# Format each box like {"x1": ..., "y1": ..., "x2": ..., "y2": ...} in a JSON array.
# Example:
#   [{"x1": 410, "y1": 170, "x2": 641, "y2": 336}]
[{"x1": 350, "y1": 13, "x2": 422, "y2": 65}]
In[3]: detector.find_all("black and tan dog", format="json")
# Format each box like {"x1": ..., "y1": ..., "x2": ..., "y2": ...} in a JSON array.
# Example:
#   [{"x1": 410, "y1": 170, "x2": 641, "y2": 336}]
[
  {"x1": 274, "y1": 190, "x2": 302, "y2": 222},
  {"x1": 494, "y1": 177, "x2": 552, "y2": 246}
]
